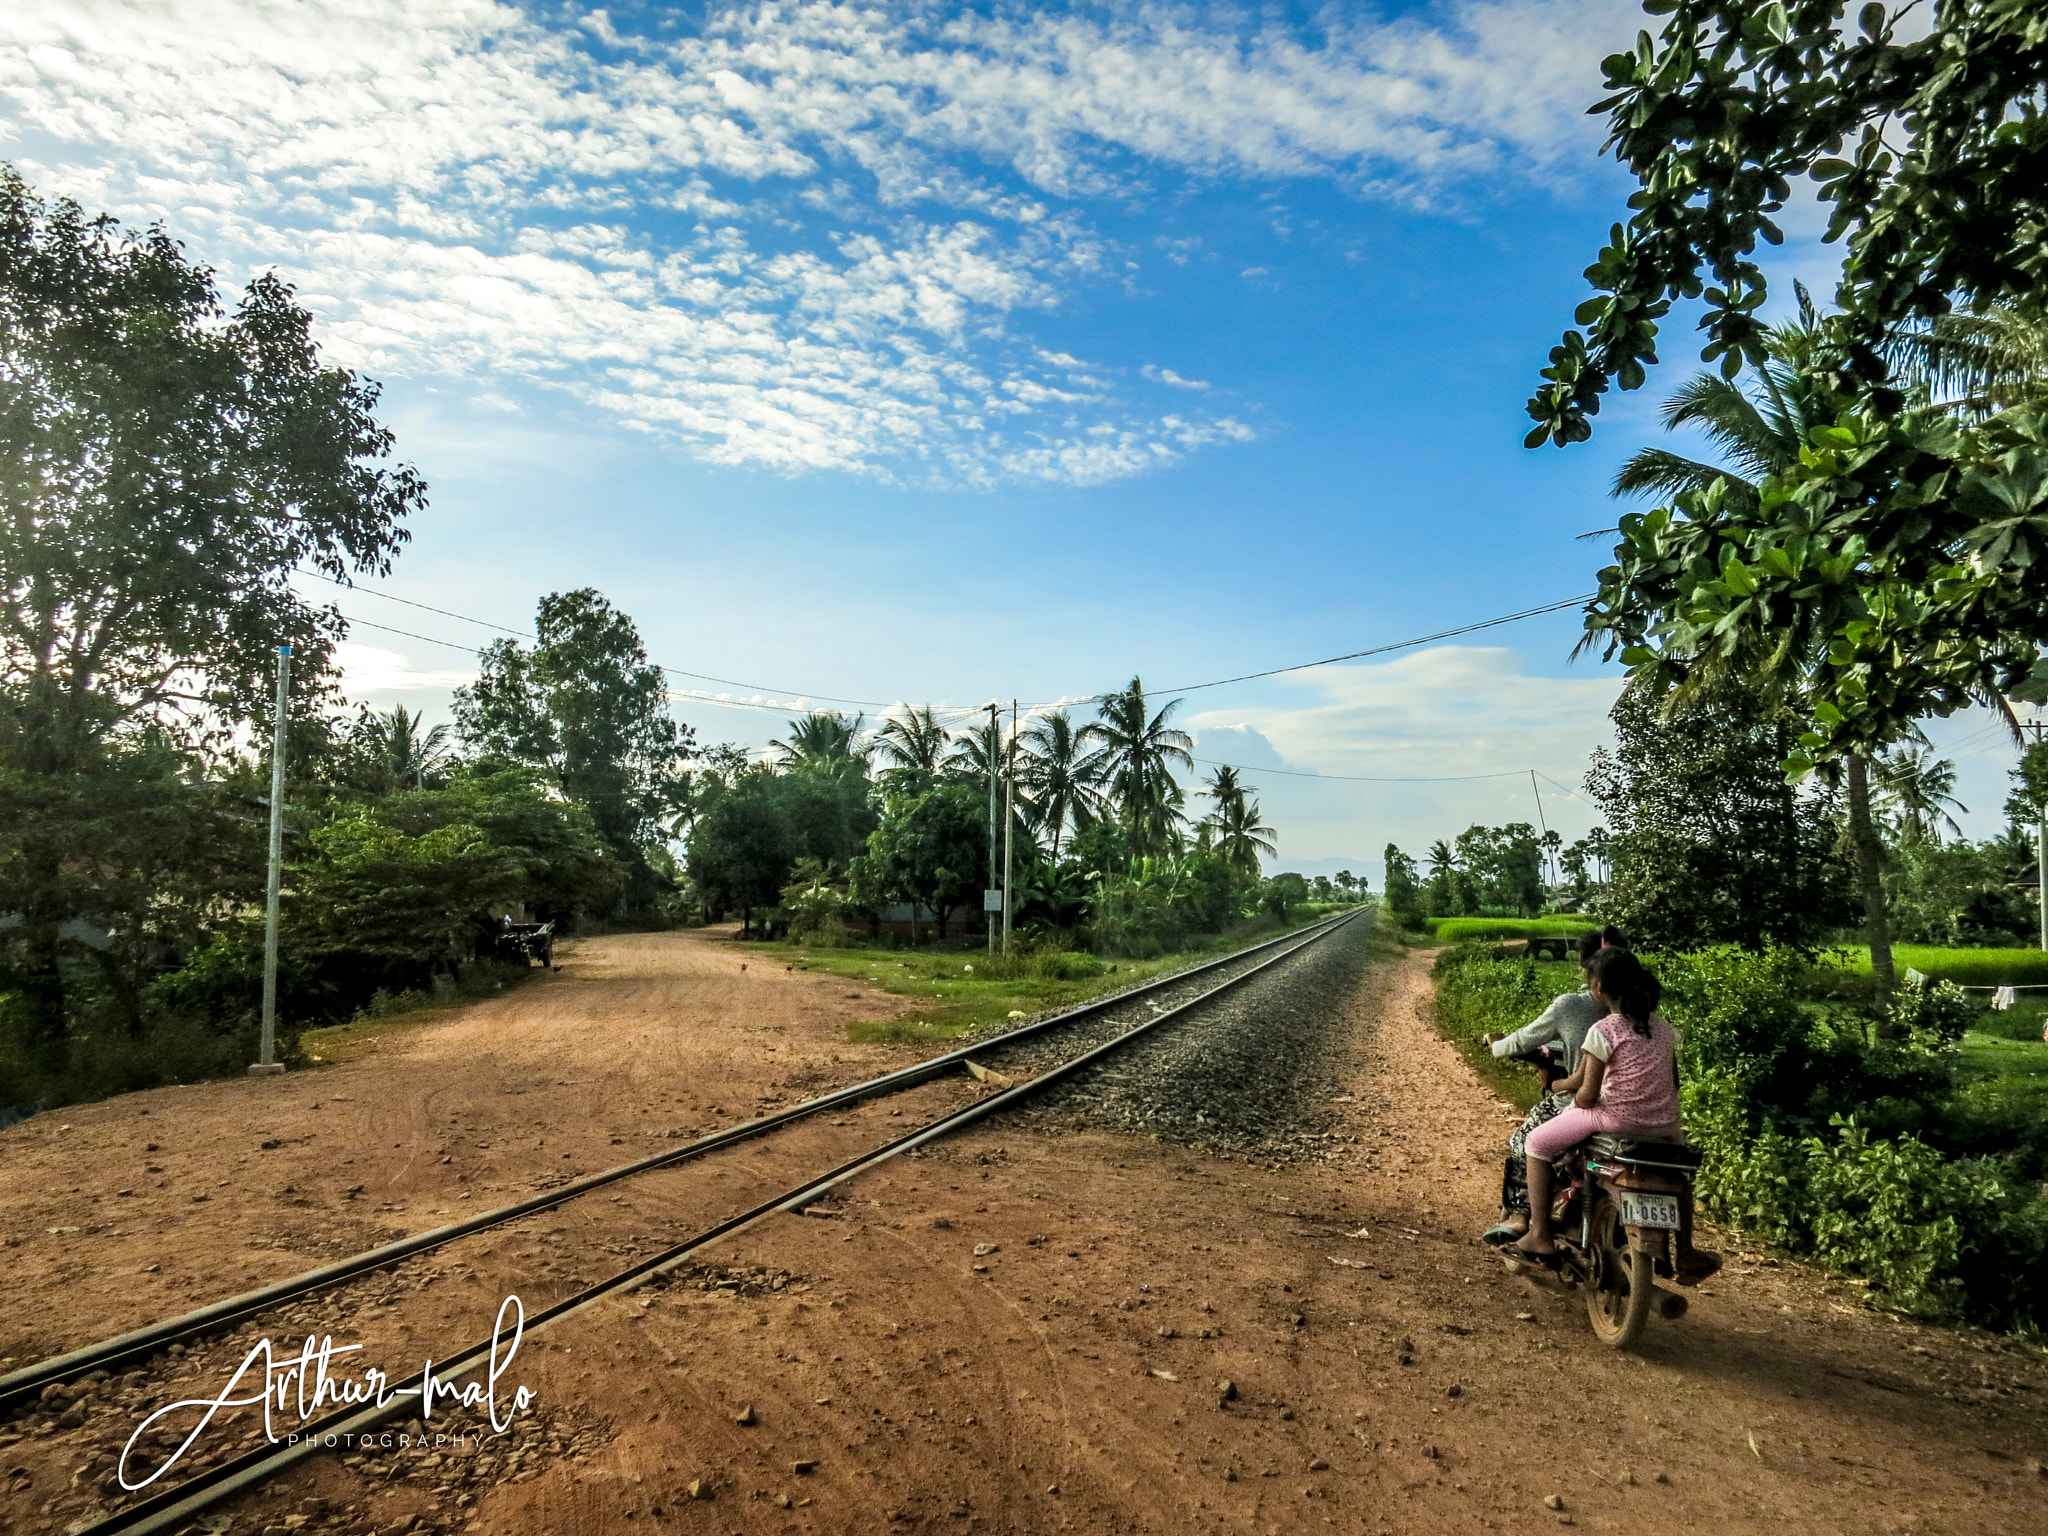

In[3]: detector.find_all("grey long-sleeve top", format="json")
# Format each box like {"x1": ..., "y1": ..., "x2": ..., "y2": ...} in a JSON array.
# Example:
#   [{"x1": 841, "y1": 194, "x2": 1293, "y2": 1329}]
[{"x1": 1488, "y1": 988, "x2": 1605, "y2": 1075}]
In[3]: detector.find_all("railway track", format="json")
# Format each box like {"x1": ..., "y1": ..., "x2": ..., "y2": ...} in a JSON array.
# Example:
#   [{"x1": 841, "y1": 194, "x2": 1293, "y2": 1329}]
[{"x1": 14, "y1": 908, "x2": 1366, "y2": 1536}]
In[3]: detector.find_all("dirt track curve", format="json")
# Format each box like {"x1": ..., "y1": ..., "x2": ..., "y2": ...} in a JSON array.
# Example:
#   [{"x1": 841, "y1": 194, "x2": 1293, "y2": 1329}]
[{"x1": 2, "y1": 925, "x2": 2045, "y2": 1536}]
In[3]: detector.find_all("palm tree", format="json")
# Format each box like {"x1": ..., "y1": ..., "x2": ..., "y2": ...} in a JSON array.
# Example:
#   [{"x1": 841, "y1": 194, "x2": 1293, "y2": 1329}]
[
  {"x1": 943, "y1": 716, "x2": 1004, "y2": 781},
  {"x1": 1889, "y1": 303, "x2": 2048, "y2": 417},
  {"x1": 1426, "y1": 839, "x2": 1456, "y2": 875},
  {"x1": 1018, "y1": 709, "x2": 1108, "y2": 860},
  {"x1": 1611, "y1": 292, "x2": 1912, "y2": 982},
  {"x1": 1209, "y1": 795, "x2": 1277, "y2": 876},
  {"x1": 774, "y1": 711, "x2": 866, "y2": 767},
  {"x1": 1200, "y1": 763, "x2": 1248, "y2": 821},
  {"x1": 357, "y1": 705, "x2": 455, "y2": 789},
  {"x1": 1874, "y1": 746, "x2": 1968, "y2": 843},
  {"x1": 1083, "y1": 678, "x2": 1193, "y2": 858},
  {"x1": 873, "y1": 706, "x2": 950, "y2": 784}
]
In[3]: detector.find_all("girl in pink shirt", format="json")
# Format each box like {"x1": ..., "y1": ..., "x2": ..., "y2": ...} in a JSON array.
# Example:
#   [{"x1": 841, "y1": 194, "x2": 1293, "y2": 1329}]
[{"x1": 1512, "y1": 947, "x2": 1682, "y2": 1262}]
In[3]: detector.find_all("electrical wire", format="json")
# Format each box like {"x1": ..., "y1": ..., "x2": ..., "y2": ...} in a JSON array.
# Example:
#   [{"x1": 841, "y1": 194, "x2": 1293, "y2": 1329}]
[
  {"x1": 306, "y1": 569, "x2": 1597, "y2": 717},
  {"x1": 1189, "y1": 755, "x2": 1538, "y2": 785},
  {"x1": 1149, "y1": 595, "x2": 1596, "y2": 694}
]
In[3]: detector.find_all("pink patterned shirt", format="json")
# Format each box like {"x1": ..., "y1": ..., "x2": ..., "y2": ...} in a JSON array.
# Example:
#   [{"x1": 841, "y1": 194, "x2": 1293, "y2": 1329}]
[{"x1": 1582, "y1": 1012, "x2": 1683, "y2": 1132}]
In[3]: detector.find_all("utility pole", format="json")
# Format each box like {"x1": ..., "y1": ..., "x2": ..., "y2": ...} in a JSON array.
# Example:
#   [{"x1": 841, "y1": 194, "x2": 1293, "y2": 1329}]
[
  {"x1": 2028, "y1": 720, "x2": 2048, "y2": 952},
  {"x1": 250, "y1": 644, "x2": 290, "y2": 1078},
  {"x1": 985, "y1": 701, "x2": 1000, "y2": 954},
  {"x1": 1528, "y1": 769, "x2": 1551, "y2": 884},
  {"x1": 1003, "y1": 701, "x2": 1018, "y2": 953}
]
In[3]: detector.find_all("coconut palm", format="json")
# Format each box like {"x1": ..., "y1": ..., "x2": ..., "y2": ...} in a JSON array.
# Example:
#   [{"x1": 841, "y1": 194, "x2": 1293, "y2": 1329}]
[
  {"x1": 1610, "y1": 293, "x2": 1915, "y2": 982},
  {"x1": 1200, "y1": 763, "x2": 1249, "y2": 821},
  {"x1": 356, "y1": 705, "x2": 456, "y2": 789},
  {"x1": 1874, "y1": 747, "x2": 1968, "y2": 843},
  {"x1": 1888, "y1": 303, "x2": 2048, "y2": 417},
  {"x1": 1209, "y1": 795, "x2": 1277, "y2": 876},
  {"x1": 1083, "y1": 678, "x2": 1193, "y2": 858},
  {"x1": 1018, "y1": 709, "x2": 1108, "y2": 860},
  {"x1": 774, "y1": 711, "x2": 866, "y2": 767},
  {"x1": 1426, "y1": 839, "x2": 1456, "y2": 875},
  {"x1": 873, "y1": 706, "x2": 951, "y2": 784}
]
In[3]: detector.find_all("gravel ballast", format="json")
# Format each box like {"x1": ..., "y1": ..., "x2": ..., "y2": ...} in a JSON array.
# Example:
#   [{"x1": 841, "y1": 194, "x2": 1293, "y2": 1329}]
[{"x1": 995, "y1": 913, "x2": 1372, "y2": 1162}]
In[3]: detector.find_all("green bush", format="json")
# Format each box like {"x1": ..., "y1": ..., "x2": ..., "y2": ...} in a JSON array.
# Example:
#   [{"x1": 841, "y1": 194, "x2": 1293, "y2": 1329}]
[{"x1": 968, "y1": 946, "x2": 1106, "y2": 982}]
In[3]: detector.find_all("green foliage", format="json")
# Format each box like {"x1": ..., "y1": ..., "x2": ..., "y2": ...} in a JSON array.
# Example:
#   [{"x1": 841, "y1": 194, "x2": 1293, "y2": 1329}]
[
  {"x1": 1884, "y1": 839, "x2": 2034, "y2": 948},
  {"x1": 689, "y1": 774, "x2": 797, "y2": 924},
  {"x1": 1451, "y1": 823, "x2": 1545, "y2": 916},
  {"x1": 1382, "y1": 843, "x2": 1425, "y2": 930},
  {"x1": 856, "y1": 781, "x2": 989, "y2": 938},
  {"x1": 1259, "y1": 871, "x2": 1310, "y2": 923},
  {"x1": 454, "y1": 589, "x2": 690, "y2": 907},
  {"x1": 1536, "y1": 4, "x2": 2048, "y2": 764},
  {"x1": 1090, "y1": 852, "x2": 1258, "y2": 957},
  {"x1": 0, "y1": 167, "x2": 419, "y2": 1060},
  {"x1": 1587, "y1": 679, "x2": 1852, "y2": 951},
  {"x1": 778, "y1": 858, "x2": 858, "y2": 945},
  {"x1": 1428, "y1": 942, "x2": 1583, "y2": 1111}
]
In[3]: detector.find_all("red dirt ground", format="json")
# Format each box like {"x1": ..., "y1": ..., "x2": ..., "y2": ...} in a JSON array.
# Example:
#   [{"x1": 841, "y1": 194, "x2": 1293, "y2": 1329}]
[{"x1": 3, "y1": 928, "x2": 2046, "y2": 1536}]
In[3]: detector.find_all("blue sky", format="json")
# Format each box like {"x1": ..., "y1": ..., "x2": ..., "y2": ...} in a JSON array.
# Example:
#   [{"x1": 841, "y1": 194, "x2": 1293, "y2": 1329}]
[{"x1": 5, "y1": 0, "x2": 2020, "y2": 875}]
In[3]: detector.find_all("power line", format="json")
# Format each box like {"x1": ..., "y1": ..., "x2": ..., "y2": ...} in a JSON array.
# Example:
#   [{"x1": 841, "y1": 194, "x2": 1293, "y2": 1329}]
[
  {"x1": 1150, "y1": 595, "x2": 1596, "y2": 694},
  {"x1": 307, "y1": 570, "x2": 1598, "y2": 716},
  {"x1": 1190, "y1": 755, "x2": 1536, "y2": 785}
]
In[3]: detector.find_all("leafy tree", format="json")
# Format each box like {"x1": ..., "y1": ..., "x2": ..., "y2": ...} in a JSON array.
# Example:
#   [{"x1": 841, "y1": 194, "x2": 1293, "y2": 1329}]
[
  {"x1": 1382, "y1": 843, "x2": 1424, "y2": 929},
  {"x1": 0, "y1": 169, "x2": 422, "y2": 1055},
  {"x1": 858, "y1": 781, "x2": 988, "y2": 940},
  {"x1": 1068, "y1": 819, "x2": 1134, "y2": 881},
  {"x1": 1261, "y1": 871, "x2": 1310, "y2": 921},
  {"x1": 1086, "y1": 679, "x2": 1193, "y2": 856},
  {"x1": 687, "y1": 774, "x2": 795, "y2": 934},
  {"x1": 1533, "y1": 3, "x2": 2048, "y2": 780},
  {"x1": 1604, "y1": 296, "x2": 1909, "y2": 977},
  {"x1": 1018, "y1": 708, "x2": 1107, "y2": 859},
  {"x1": 1587, "y1": 679, "x2": 1852, "y2": 952},
  {"x1": 454, "y1": 589, "x2": 691, "y2": 908},
  {"x1": 1453, "y1": 823, "x2": 1546, "y2": 916}
]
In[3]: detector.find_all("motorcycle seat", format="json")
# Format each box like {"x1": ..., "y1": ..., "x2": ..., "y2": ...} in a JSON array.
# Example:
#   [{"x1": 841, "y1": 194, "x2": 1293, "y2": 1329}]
[{"x1": 1586, "y1": 1134, "x2": 1703, "y2": 1171}]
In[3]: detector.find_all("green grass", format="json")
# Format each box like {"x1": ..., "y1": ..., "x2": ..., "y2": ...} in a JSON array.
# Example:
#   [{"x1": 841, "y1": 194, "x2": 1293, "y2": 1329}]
[
  {"x1": 1956, "y1": 1028, "x2": 2048, "y2": 1134},
  {"x1": 1835, "y1": 944, "x2": 2048, "y2": 988},
  {"x1": 1426, "y1": 915, "x2": 1591, "y2": 944},
  {"x1": 761, "y1": 917, "x2": 1327, "y2": 1045}
]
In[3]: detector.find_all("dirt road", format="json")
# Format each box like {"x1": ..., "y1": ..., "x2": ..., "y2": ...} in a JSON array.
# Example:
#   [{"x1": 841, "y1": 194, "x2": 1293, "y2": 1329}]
[{"x1": 4, "y1": 929, "x2": 2046, "y2": 1536}]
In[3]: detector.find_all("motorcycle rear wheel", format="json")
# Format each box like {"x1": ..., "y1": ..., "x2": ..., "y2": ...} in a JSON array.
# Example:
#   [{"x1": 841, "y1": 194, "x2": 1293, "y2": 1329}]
[{"x1": 1584, "y1": 1194, "x2": 1655, "y2": 1348}]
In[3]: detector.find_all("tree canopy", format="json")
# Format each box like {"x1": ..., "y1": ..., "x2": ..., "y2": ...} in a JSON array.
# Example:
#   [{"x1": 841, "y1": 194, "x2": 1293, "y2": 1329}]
[{"x1": 1530, "y1": 3, "x2": 2048, "y2": 765}]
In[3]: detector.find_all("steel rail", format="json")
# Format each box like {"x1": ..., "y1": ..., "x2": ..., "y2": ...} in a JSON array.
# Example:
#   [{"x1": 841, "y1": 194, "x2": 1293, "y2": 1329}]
[
  {"x1": 1, "y1": 911, "x2": 1356, "y2": 1412},
  {"x1": 71, "y1": 907, "x2": 1366, "y2": 1536}
]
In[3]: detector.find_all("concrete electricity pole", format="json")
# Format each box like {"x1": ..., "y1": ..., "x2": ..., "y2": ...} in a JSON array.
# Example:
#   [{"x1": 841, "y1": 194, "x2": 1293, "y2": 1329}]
[
  {"x1": 1003, "y1": 701, "x2": 1018, "y2": 953},
  {"x1": 2028, "y1": 720, "x2": 2048, "y2": 952},
  {"x1": 985, "y1": 701, "x2": 1000, "y2": 954},
  {"x1": 250, "y1": 643, "x2": 290, "y2": 1078}
]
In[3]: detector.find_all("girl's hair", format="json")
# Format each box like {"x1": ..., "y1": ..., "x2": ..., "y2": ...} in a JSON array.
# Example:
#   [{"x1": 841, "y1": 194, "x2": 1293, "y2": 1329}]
[
  {"x1": 1588, "y1": 946, "x2": 1661, "y2": 1037},
  {"x1": 1576, "y1": 925, "x2": 1628, "y2": 965}
]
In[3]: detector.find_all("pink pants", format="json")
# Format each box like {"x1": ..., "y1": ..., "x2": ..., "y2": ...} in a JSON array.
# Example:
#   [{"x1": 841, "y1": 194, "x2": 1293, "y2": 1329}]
[{"x1": 1522, "y1": 1105, "x2": 1680, "y2": 1163}]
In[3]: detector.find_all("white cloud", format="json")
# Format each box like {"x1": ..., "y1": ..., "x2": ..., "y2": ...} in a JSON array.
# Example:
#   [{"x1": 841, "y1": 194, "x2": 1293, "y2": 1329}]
[
  {"x1": 334, "y1": 642, "x2": 475, "y2": 698},
  {"x1": 1143, "y1": 364, "x2": 1210, "y2": 390},
  {"x1": 1187, "y1": 646, "x2": 1623, "y2": 871},
  {"x1": 0, "y1": 0, "x2": 1632, "y2": 483}
]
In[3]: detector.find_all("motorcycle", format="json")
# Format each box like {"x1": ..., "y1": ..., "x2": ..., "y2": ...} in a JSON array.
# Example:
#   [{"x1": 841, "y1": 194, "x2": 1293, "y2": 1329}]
[{"x1": 1499, "y1": 1048, "x2": 1716, "y2": 1348}]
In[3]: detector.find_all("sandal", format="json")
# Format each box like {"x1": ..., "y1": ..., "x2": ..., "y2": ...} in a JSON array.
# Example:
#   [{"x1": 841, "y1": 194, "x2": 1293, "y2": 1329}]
[
  {"x1": 1480, "y1": 1222, "x2": 1524, "y2": 1248},
  {"x1": 1507, "y1": 1242, "x2": 1564, "y2": 1272}
]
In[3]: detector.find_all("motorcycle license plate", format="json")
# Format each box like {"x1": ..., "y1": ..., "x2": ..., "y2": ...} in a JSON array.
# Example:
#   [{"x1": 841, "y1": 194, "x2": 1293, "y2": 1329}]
[{"x1": 1618, "y1": 1192, "x2": 1680, "y2": 1229}]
